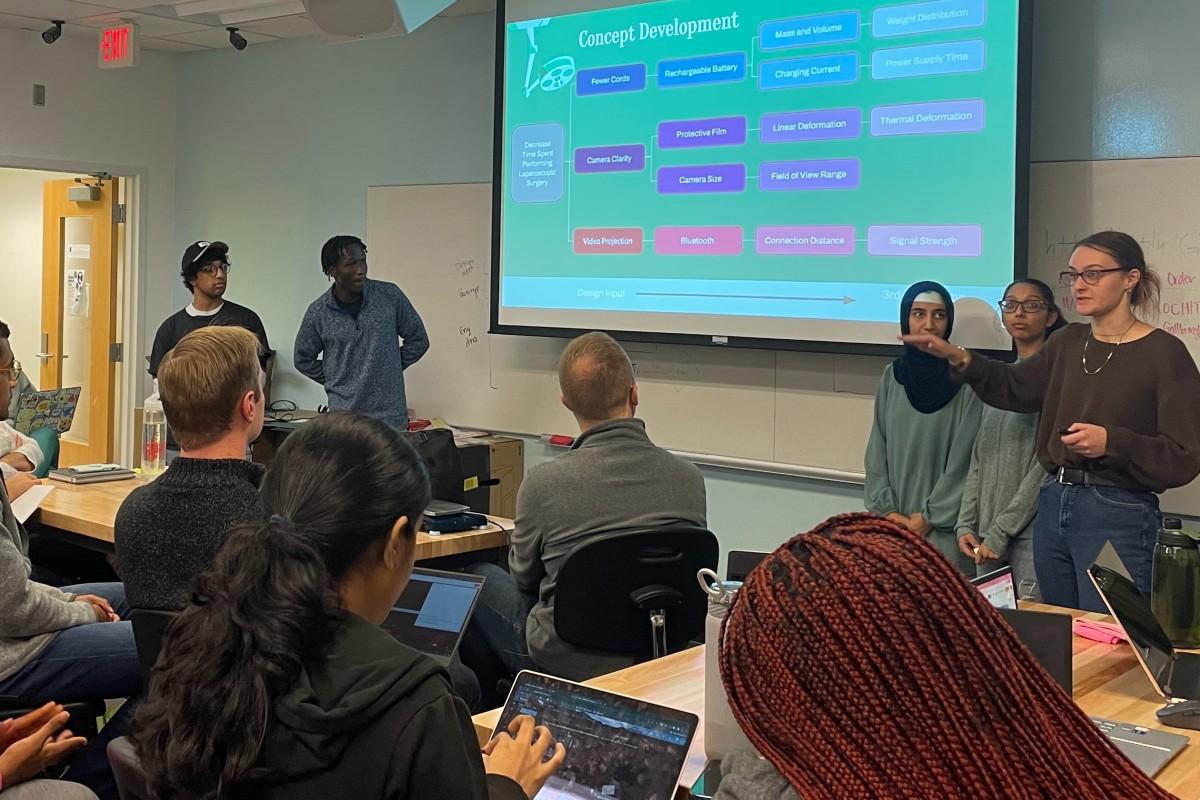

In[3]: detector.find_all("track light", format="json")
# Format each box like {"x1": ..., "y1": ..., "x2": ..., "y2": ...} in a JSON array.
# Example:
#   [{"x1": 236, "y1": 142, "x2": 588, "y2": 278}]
[
  {"x1": 227, "y1": 27, "x2": 247, "y2": 51},
  {"x1": 41, "y1": 20, "x2": 63, "y2": 45}
]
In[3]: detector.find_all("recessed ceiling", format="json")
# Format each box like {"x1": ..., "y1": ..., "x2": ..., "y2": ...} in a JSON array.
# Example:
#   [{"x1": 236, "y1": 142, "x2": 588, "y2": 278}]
[{"x1": 0, "y1": 0, "x2": 498, "y2": 51}]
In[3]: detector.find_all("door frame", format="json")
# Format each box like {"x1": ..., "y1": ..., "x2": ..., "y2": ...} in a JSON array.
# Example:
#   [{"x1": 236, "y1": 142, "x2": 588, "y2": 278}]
[{"x1": 1, "y1": 154, "x2": 147, "y2": 466}]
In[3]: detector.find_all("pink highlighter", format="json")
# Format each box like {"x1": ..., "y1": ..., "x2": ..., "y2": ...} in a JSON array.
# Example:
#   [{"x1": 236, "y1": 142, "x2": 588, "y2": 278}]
[{"x1": 1074, "y1": 618, "x2": 1127, "y2": 645}]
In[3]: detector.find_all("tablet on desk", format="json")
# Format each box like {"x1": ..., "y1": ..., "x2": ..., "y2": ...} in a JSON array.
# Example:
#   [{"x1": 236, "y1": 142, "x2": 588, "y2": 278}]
[{"x1": 493, "y1": 670, "x2": 698, "y2": 800}]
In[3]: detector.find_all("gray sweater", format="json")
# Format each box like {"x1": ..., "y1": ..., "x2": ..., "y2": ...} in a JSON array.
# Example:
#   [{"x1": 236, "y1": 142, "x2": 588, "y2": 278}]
[
  {"x1": 509, "y1": 418, "x2": 707, "y2": 680},
  {"x1": 955, "y1": 402, "x2": 1044, "y2": 559},
  {"x1": 713, "y1": 752, "x2": 797, "y2": 800},
  {"x1": 0, "y1": 482, "x2": 95, "y2": 682},
  {"x1": 294, "y1": 279, "x2": 428, "y2": 430}
]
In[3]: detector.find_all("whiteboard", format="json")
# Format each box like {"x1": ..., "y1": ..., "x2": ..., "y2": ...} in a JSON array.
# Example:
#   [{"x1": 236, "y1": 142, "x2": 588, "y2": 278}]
[
  {"x1": 1028, "y1": 157, "x2": 1200, "y2": 516},
  {"x1": 366, "y1": 183, "x2": 878, "y2": 473}
]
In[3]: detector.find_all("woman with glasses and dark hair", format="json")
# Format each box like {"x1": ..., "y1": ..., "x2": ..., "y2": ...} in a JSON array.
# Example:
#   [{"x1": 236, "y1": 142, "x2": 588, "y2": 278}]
[
  {"x1": 955, "y1": 279, "x2": 1062, "y2": 595},
  {"x1": 906, "y1": 232, "x2": 1200, "y2": 611},
  {"x1": 864, "y1": 282, "x2": 982, "y2": 574}
]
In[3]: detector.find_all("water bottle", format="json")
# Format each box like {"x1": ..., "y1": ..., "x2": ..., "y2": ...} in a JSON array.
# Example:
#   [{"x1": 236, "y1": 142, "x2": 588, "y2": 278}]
[
  {"x1": 1152, "y1": 518, "x2": 1200, "y2": 648},
  {"x1": 141, "y1": 379, "x2": 167, "y2": 476},
  {"x1": 698, "y1": 568, "x2": 755, "y2": 760}
]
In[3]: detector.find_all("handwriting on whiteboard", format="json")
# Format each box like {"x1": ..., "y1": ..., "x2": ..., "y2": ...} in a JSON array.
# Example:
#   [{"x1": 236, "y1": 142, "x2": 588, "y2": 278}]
[{"x1": 459, "y1": 325, "x2": 479, "y2": 350}]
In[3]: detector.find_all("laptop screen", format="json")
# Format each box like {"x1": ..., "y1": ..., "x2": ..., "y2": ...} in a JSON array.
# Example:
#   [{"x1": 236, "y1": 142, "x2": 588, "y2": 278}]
[
  {"x1": 381, "y1": 568, "x2": 484, "y2": 661},
  {"x1": 972, "y1": 566, "x2": 1017, "y2": 610},
  {"x1": 1089, "y1": 564, "x2": 1176, "y2": 697},
  {"x1": 495, "y1": 670, "x2": 699, "y2": 800}
]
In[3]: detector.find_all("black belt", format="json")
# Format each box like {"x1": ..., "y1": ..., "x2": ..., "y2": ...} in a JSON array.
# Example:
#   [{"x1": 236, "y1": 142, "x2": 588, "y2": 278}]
[{"x1": 1054, "y1": 467, "x2": 1137, "y2": 491}]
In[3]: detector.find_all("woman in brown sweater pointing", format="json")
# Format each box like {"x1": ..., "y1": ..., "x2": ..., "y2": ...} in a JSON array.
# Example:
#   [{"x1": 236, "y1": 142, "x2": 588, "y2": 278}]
[{"x1": 903, "y1": 231, "x2": 1200, "y2": 611}]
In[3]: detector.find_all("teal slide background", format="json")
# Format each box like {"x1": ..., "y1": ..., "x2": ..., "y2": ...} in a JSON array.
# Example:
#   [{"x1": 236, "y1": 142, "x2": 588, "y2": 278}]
[{"x1": 501, "y1": 0, "x2": 1019, "y2": 300}]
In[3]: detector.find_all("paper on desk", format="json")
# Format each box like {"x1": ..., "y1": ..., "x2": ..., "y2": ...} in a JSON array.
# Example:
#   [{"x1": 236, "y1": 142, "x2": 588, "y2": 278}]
[{"x1": 11, "y1": 484, "x2": 54, "y2": 524}]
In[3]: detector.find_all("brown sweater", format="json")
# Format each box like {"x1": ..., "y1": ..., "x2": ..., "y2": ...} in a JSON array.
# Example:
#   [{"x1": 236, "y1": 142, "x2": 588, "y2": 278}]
[{"x1": 960, "y1": 323, "x2": 1200, "y2": 493}]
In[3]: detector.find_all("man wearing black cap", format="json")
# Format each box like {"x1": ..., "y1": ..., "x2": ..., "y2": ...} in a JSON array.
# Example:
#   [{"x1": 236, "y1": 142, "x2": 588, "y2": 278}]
[{"x1": 148, "y1": 240, "x2": 270, "y2": 378}]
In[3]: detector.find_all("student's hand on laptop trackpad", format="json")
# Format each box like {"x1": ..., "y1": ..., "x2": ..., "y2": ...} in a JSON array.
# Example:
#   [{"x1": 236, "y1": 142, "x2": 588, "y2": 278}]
[{"x1": 483, "y1": 715, "x2": 566, "y2": 799}]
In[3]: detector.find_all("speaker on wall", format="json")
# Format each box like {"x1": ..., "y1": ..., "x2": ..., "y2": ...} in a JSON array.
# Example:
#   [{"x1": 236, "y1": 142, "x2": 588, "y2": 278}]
[{"x1": 302, "y1": 0, "x2": 456, "y2": 41}]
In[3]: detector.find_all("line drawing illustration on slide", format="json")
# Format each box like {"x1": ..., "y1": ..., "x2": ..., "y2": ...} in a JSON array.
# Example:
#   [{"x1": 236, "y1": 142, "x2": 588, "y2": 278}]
[{"x1": 516, "y1": 18, "x2": 576, "y2": 98}]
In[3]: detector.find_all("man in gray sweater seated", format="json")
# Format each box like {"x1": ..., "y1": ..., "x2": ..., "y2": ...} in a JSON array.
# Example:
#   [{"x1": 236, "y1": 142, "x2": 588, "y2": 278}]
[
  {"x1": 461, "y1": 332, "x2": 707, "y2": 686},
  {"x1": 115, "y1": 326, "x2": 265, "y2": 611},
  {"x1": 0, "y1": 328, "x2": 139, "y2": 797}
]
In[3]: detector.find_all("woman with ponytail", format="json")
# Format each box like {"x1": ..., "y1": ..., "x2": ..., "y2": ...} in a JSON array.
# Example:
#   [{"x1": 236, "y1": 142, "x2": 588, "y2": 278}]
[
  {"x1": 905, "y1": 232, "x2": 1200, "y2": 610},
  {"x1": 714, "y1": 513, "x2": 1176, "y2": 800},
  {"x1": 132, "y1": 412, "x2": 563, "y2": 800}
]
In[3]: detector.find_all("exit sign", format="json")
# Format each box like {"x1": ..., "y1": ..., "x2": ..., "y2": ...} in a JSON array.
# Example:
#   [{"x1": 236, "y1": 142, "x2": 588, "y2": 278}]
[{"x1": 98, "y1": 23, "x2": 139, "y2": 69}]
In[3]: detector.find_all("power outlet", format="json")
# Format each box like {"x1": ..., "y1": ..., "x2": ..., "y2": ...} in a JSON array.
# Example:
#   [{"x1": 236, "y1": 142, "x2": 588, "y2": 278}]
[{"x1": 32, "y1": 84, "x2": 46, "y2": 106}]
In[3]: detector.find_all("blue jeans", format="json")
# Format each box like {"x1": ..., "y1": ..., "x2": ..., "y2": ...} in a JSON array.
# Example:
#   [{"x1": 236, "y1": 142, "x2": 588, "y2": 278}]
[
  {"x1": 1034, "y1": 480, "x2": 1159, "y2": 612},
  {"x1": 459, "y1": 563, "x2": 537, "y2": 700},
  {"x1": 0, "y1": 583, "x2": 140, "y2": 800}
]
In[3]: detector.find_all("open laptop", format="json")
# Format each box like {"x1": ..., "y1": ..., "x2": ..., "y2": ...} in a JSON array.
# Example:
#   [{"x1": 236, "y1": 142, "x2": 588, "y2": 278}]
[
  {"x1": 12, "y1": 387, "x2": 81, "y2": 435},
  {"x1": 495, "y1": 670, "x2": 698, "y2": 800},
  {"x1": 380, "y1": 567, "x2": 484, "y2": 666},
  {"x1": 972, "y1": 566, "x2": 1018, "y2": 610}
]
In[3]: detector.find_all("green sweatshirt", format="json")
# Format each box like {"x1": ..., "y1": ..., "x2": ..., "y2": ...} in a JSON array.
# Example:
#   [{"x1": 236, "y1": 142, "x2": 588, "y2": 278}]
[
  {"x1": 864, "y1": 365, "x2": 982, "y2": 536},
  {"x1": 955, "y1": 402, "x2": 1045, "y2": 559}
]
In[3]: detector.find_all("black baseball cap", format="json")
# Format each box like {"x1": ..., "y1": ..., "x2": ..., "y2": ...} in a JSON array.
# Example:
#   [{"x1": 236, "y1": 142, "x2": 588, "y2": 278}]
[{"x1": 181, "y1": 240, "x2": 229, "y2": 272}]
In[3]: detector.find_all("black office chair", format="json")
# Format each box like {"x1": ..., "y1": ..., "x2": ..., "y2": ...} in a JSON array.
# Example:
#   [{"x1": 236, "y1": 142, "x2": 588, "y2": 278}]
[
  {"x1": 554, "y1": 527, "x2": 718, "y2": 660},
  {"x1": 726, "y1": 549, "x2": 769, "y2": 583},
  {"x1": 108, "y1": 736, "x2": 150, "y2": 800},
  {"x1": 130, "y1": 608, "x2": 179, "y2": 686}
]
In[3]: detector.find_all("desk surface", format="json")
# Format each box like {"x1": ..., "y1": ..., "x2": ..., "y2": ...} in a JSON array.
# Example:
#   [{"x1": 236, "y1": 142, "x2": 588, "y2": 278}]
[
  {"x1": 31, "y1": 477, "x2": 514, "y2": 560},
  {"x1": 472, "y1": 602, "x2": 1200, "y2": 799}
]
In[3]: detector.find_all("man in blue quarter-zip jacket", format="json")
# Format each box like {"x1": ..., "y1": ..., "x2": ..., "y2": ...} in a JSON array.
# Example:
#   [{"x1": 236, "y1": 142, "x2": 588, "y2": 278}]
[{"x1": 295, "y1": 236, "x2": 429, "y2": 431}]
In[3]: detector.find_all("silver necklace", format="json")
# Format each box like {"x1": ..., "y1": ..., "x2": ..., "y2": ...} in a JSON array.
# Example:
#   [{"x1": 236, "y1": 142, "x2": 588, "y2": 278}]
[{"x1": 1082, "y1": 320, "x2": 1138, "y2": 375}]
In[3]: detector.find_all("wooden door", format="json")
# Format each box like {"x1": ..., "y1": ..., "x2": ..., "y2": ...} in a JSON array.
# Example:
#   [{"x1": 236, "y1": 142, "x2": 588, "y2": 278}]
[{"x1": 40, "y1": 178, "x2": 121, "y2": 466}]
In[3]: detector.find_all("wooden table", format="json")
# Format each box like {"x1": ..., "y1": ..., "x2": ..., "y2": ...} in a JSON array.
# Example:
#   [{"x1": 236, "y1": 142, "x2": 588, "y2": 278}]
[
  {"x1": 30, "y1": 477, "x2": 514, "y2": 560},
  {"x1": 472, "y1": 602, "x2": 1200, "y2": 799}
]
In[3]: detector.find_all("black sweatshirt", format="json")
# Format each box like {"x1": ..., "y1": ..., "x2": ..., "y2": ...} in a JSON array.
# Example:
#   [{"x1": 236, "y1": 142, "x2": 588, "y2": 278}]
[
  {"x1": 252, "y1": 613, "x2": 527, "y2": 800},
  {"x1": 114, "y1": 457, "x2": 263, "y2": 610}
]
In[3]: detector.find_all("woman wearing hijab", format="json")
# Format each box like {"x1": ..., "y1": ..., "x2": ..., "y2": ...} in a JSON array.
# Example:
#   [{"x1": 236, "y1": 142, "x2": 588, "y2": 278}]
[{"x1": 864, "y1": 281, "x2": 982, "y2": 573}]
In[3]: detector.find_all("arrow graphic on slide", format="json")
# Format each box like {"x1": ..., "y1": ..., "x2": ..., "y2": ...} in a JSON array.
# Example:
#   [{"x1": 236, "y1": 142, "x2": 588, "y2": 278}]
[{"x1": 636, "y1": 292, "x2": 856, "y2": 304}]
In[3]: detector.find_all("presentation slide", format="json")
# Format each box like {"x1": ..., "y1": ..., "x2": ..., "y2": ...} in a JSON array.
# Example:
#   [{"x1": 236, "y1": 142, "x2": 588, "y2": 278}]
[{"x1": 496, "y1": 0, "x2": 1026, "y2": 350}]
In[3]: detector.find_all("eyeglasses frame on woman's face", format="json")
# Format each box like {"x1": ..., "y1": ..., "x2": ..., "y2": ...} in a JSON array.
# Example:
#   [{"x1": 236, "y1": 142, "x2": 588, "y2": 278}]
[
  {"x1": 998, "y1": 299, "x2": 1050, "y2": 314},
  {"x1": 1058, "y1": 266, "x2": 1128, "y2": 287}
]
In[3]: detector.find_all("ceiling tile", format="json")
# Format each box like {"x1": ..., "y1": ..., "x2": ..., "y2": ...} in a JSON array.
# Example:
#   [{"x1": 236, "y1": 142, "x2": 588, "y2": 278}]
[
  {"x1": 80, "y1": 1, "x2": 178, "y2": 8},
  {"x1": 139, "y1": 34, "x2": 206, "y2": 51},
  {"x1": 160, "y1": 25, "x2": 275, "y2": 47},
  {"x1": 238, "y1": 13, "x2": 312, "y2": 38},
  {"x1": 0, "y1": 12, "x2": 42, "y2": 30},
  {"x1": 0, "y1": 0, "x2": 120, "y2": 20},
  {"x1": 72, "y1": 11, "x2": 211, "y2": 37},
  {"x1": 441, "y1": 0, "x2": 495, "y2": 16}
]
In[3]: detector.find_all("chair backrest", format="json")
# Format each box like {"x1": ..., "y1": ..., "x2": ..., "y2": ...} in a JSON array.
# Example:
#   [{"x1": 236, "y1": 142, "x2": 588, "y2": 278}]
[
  {"x1": 554, "y1": 527, "x2": 718, "y2": 654},
  {"x1": 726, "y1": 550, "x2": 769, "y2": 583},
  {"x1": 29, "y1": 426, "x2": 59, "y2": 478},
  {"x1": 402, "y1": 428, "x2": 464, "y2": 503},
  {"x1": 130, "y1": 608, "x2": 179, "y2": 686},
  {"x1": 108, "y1": 736, "x2": 151, "y2": 800}
]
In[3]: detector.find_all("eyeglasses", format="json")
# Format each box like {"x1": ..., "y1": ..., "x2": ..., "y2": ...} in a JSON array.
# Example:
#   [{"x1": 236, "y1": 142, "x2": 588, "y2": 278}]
[
  {"x1": 998, "y1": 299, "x2": 1050, "y2": 313},
  {"x1": 1059, "y1": 267, "x2": 1127, "y2": 287},
  {"x1": 198, "y1": 262, "x2": 231, "y2": 276},
  {"x1": 0, "y1": 360, "x2": 22, "y2": 382}
]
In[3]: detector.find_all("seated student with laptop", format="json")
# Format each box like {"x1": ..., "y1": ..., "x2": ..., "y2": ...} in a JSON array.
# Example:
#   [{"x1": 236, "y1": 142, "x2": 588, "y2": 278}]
[
  {"x1": 0, "y1": 330, "x2": 139, "y2": 799},
  {"x1": 0, "y1": 321, "x2": 42, "y2": 502},
  {"x1": 461, "y1": 332, "x2": 707, "y2": 687},
  {"x1": 711, "y1": 513, "x2": 1174, "y2": 800},
  {"x1": 114, "y1": 326, "x2": 266, "y2": 611},
  {"x1": 132, "y1": 413, "x2": 563, "y2": 799}
]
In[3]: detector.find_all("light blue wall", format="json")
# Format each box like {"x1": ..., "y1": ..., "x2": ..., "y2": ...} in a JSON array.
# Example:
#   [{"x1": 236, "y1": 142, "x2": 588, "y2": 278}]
[{"x1": 173, "y1": 3, "x2": 1200, "y2": 556}]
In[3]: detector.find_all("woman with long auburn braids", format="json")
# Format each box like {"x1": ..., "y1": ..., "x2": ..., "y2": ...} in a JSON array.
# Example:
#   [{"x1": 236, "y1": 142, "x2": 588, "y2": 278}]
[{"x1": 713, "y1": 513, "x2": 1177, "y2": 800}]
